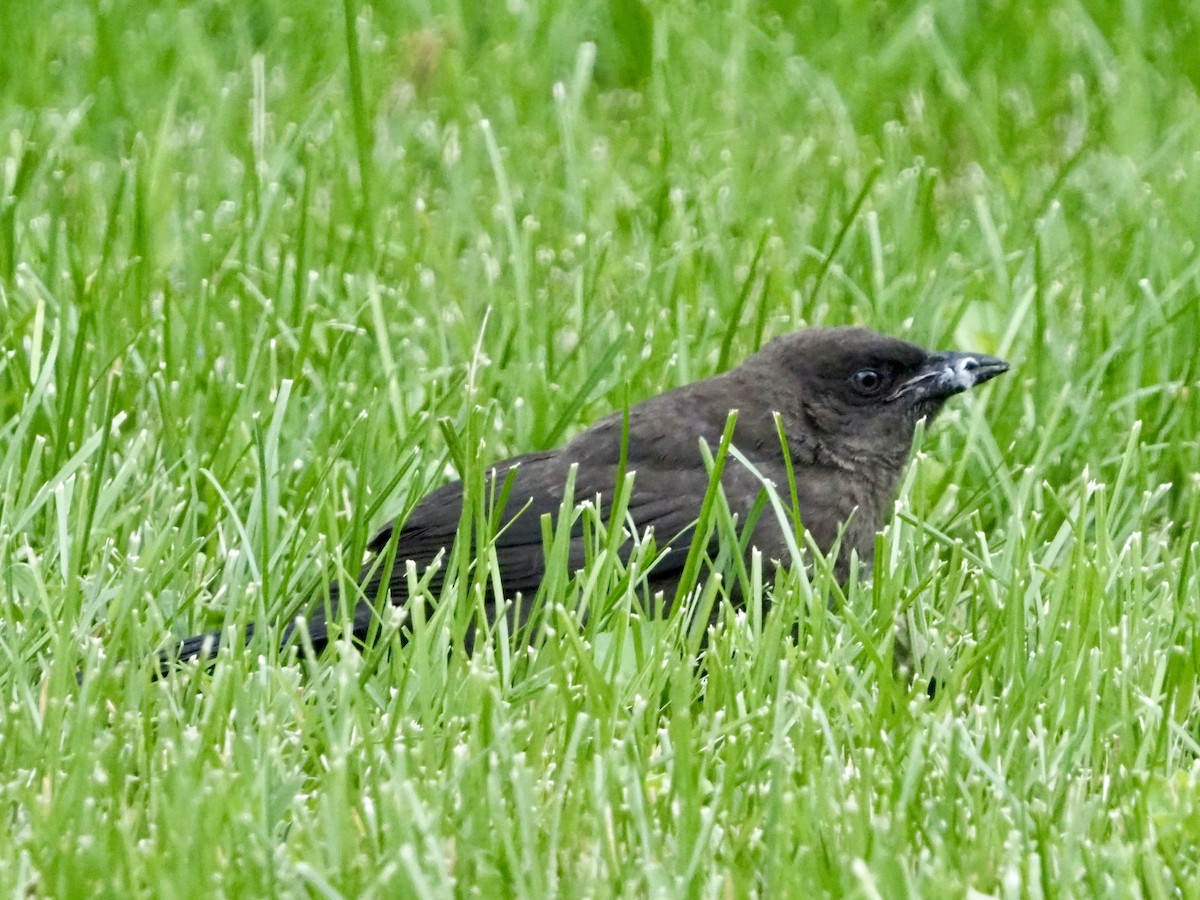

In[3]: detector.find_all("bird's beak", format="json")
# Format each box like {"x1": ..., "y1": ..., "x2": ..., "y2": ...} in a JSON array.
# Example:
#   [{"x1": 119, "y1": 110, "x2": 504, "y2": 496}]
[{"x1": 892, "y1": 350, "x2": 1010, "y2": 402}]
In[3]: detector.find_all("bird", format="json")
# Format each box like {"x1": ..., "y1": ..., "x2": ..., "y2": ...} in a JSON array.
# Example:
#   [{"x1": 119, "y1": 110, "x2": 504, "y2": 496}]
[{"x1": 163, "y1": 326, "x2": 1008, "y2": 672}]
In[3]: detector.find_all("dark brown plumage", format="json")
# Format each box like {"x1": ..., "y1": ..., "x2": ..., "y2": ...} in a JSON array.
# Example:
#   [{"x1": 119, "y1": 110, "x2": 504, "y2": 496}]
[{"x1": 167, "y1": 326, "x2": 1007, "y2": 670}]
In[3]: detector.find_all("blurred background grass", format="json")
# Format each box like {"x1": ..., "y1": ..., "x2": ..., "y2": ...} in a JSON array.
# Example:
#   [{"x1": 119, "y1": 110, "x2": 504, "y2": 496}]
[{"x1": 2, "y1": 0, "x2": 1199, "y2": 896}]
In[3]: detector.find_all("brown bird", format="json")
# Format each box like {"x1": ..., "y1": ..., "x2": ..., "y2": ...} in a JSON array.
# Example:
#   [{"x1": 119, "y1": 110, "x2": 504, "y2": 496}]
[{"x1": 166, "y1": 326, "x2": 1008, "y2": 670}]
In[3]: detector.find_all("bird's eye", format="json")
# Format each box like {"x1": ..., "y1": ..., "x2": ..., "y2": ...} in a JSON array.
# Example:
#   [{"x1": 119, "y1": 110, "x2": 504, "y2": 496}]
[{"x1": 850, "y1": 368, "x2": 885, "y2": 395}]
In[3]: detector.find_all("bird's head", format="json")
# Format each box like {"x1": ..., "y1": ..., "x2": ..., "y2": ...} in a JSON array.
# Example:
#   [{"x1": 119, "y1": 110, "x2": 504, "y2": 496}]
[{"x1": 764, "y1": 326, "x2": 1009, "y2": 470}]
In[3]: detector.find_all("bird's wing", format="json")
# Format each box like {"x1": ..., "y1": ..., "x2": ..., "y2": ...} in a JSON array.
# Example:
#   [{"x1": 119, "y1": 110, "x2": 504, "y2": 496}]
[
  {"x1": 364, "y1": 448, "x2": 713, "y2": 597},
  {"x1": 308, "y1": 388, "x2": 782, "y2": 648}
]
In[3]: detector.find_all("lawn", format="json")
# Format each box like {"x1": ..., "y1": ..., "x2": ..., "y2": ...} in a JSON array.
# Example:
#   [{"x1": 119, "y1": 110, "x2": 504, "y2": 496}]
[{"x1": 2, "y1": 0, "x2": 1200, "y2": 896}]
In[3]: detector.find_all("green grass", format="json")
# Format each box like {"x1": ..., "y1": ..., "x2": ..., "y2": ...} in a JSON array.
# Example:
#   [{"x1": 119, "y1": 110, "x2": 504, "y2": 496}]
[{"x1": 3, "y1": 0, "x2": 1200, "y2": 895}]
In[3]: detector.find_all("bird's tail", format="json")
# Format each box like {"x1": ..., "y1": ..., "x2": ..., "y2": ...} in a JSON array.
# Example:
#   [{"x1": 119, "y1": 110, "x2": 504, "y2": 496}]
[
  {"x1": 155, "y1": 623, "x2": 256, "y2": 678},
  {"x1": 155, "y1": 591, "x2": 383, "y2": 678}
]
